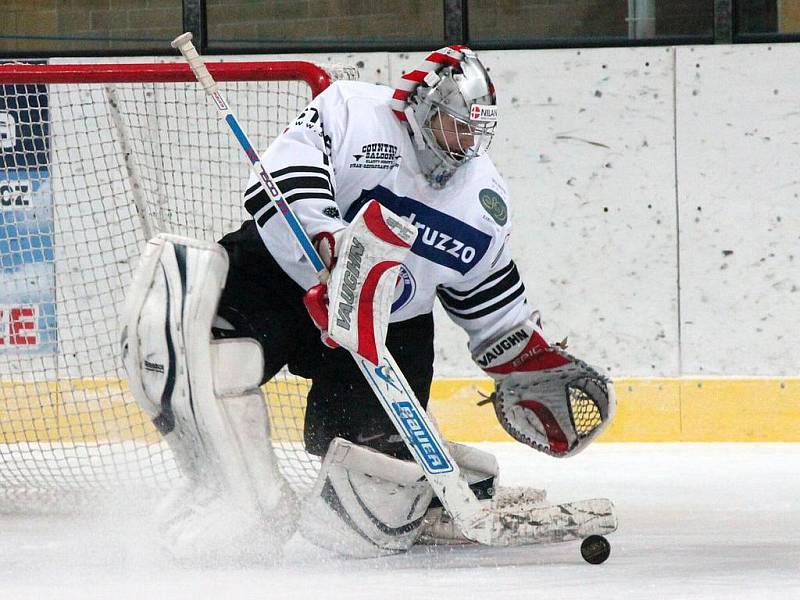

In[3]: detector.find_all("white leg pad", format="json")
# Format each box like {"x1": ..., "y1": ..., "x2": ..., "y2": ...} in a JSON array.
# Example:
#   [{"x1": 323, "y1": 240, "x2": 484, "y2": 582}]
[
  {"x1": 299, "y1": 438, "x2": 433, "y2": 558},
  {"x1": 121, "y1": 234, "x2": 295, "y2": 555},
  {"x1": 447, "y1": 441, "x2": 499, "y2": 489}
]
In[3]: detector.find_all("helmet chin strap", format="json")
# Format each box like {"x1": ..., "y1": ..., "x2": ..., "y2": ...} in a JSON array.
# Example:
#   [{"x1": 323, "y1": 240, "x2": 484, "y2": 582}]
[{"x1": 403, "y1": 106, "x2": 426, "y2": 150}]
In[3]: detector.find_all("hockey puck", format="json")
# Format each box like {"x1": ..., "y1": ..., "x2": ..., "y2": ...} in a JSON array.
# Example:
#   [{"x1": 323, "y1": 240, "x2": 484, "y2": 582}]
[{"x1": 580, "y1": 535, "x2": 611, "y2": 564}]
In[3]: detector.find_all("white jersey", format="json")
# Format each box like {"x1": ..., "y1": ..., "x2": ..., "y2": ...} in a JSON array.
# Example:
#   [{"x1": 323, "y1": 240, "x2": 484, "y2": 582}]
[{"x1": 242, "y1": 80, "x2": 529, "y2": 353}]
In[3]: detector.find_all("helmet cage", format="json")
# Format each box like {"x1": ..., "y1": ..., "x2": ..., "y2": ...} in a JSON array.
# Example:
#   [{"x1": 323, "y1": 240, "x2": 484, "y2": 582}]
[
  {"x1": 418, "y1": 101, "x2": 496, "y2": 167},
  {"x1": 401, "y1": 50, "x2": 497, "y2": 188}
]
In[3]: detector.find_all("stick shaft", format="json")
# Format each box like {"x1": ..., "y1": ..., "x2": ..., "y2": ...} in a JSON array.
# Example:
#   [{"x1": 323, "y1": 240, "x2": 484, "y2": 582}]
[{"x1": 171, "y1": 33, "x2": 328, "y2": 280}]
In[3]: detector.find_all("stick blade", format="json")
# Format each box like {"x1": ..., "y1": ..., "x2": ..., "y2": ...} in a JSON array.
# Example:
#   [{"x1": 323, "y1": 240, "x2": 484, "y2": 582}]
[{"x1": 490, "y1": 498, "x2": 617, "y2": 546}]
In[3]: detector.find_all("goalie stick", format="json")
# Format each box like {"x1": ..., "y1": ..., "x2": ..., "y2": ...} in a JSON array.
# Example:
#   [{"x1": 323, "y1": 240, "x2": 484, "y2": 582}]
[{"x1": 170, "y1": 32, "x2": 616, "y2": 547}]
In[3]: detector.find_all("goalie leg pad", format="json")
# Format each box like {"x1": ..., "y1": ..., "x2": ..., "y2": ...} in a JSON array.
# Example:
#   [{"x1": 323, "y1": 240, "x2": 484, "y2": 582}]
[
  {"x1": 447, "y1": 441, "x2": 499, "y2": 499},
  {"x1": 157, "y1": 386, "x2": 297, "y2": 562},
  {"x1": 299, "y1": 438, "x2": 433, "y2": 558},
  {"x1": 424, "y1": 441, "x2": 499, "y2": 510},
  {"x1": 445, "y1": 443, "x2": 548, "y2": 506},
  {"x1": 120, "y1": 234, "x2": 228, "y2": 439},
  {"x1": 121, "y1": 235, "x2": 295, "y2": 555},
  {"x1": 420, "y1": 443, "x2": 499, "y2": 546}
]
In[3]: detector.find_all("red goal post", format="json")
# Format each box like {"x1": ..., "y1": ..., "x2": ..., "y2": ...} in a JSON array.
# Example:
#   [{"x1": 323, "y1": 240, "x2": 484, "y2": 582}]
[
  {"x1": 0, "y1": 59, "x2": 352, "y2": 510},
  {"x1": 0, "y1": 61, "x2": 332, "y2": 94}
]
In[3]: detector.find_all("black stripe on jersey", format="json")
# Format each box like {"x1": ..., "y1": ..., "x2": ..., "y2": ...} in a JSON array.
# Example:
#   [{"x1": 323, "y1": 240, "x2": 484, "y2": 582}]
[
  {"x1": 439, "y1": 262, "x2": 519, "y2": 306},
  {"x1": 439, "y1": 282, "x2": 526, "y2": 321},
  {"x1": 438, "y1": 263, "x2": 522, "y2": 312},
  {"x1": 243, "y1": 165, "x2": 333, "y2": 218},
  {"x1": 256, "y1": 191, "x2": 336, "y2": 227},
  {"x1": 276, "y1": 175, "x2": 332, "y2": 195},
  {"x1": 244, "y1": 182, "x2": 261, "y2": 199},
  {"x1": 439, "y1": 261, "x2": 516, "y2": 298},
  {"x1": 244, "y1": 189, "x2": 269, "y2": 217},
  {"x1": 270, "y1": 165, "x2": 332, "y2": 180},
  {"x1": 273, "y1": 167, "x2": 332, "y2": 195}
]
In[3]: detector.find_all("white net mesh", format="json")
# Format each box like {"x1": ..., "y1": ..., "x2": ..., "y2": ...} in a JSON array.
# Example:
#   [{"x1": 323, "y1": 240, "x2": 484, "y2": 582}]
[{"x1": 0, "y1": 62, "x2": 336, "y2": 511}]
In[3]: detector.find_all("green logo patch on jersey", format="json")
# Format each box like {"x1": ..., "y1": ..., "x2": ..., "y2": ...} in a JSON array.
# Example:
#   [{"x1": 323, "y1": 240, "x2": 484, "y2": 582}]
[{"x1": 479, "y1": 188, "x2": 507, "y2": 225}]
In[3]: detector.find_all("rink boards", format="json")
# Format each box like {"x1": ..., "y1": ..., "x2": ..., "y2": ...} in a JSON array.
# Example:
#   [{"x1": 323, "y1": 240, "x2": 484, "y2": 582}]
[
  {"x1": 1, "y1": 376, "x2": 798, "y2": 444},
  {"x1": 430, "y1": 377, "x2": 800, "y2": 442}
]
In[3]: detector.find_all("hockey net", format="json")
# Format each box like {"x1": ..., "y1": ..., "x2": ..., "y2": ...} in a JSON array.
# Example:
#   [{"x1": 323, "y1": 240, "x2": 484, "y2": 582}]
[{"x1": 0, "y1": 60, "x2": 353, "y2": 511}]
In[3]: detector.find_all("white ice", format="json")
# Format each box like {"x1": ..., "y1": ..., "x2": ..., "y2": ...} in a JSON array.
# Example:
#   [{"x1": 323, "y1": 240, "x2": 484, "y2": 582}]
[{"x1": 1, "y1": 443, "x2": 798, "y2": 600}]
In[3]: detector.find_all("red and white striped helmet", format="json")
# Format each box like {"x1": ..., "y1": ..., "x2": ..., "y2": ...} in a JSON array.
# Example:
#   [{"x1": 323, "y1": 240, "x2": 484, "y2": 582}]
[{"x1": 392, "y1": 46, "x2": 497, "y2": 188}]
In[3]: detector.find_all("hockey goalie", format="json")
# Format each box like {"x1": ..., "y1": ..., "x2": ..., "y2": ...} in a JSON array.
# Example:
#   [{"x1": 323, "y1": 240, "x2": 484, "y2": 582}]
[{"x1": 120, "y1": 45, "x2": 616, "y2": 560}]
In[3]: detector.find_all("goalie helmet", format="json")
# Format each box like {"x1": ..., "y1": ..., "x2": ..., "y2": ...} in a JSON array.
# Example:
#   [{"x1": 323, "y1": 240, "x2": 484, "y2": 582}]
[{"x1": 391, "y1": 46, "x2": 498, "y2": 189}]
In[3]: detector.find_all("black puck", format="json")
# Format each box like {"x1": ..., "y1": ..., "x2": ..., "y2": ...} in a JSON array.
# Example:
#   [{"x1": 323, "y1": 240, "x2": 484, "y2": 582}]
[{"x1": 580, "y1": 535, "x2": 611, "y2": 564}]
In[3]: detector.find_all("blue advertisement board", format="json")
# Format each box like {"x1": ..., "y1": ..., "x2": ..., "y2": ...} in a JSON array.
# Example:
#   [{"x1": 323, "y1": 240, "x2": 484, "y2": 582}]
[{"x1": 0, "y1": 77, "x2": 57, "y2": 353}]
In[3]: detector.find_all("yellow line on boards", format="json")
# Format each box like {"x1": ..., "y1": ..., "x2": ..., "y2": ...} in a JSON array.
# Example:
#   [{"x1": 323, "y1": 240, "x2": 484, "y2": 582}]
[
  {"x1": 428, "y1": 378, "x2": 800, "y2": 442},
  {"x1": 1, "y1": 377, "x2": 798, "y2": 443}
]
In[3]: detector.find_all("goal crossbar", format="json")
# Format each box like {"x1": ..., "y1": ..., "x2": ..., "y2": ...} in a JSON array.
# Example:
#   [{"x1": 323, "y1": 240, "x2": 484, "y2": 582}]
[{"x1": 0, "y1": 61, "x2": 331, "y2": 96}]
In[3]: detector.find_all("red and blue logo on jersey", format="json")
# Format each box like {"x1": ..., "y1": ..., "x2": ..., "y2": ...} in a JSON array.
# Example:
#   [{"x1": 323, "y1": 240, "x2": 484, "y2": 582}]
[{"x1": 347, "y1": 186, "x2": 492, "y2": 275}]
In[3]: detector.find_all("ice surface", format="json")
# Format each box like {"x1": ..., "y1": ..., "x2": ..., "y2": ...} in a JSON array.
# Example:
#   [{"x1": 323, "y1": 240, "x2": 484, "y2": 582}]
[{"x1": 1, "y1": 443, "x2": 798, "y2": 600}]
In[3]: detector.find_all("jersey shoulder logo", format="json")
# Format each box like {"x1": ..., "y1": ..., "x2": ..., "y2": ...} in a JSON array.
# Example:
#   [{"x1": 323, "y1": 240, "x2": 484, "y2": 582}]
[
  {"x1": 479, "y1": 188, "x2": 507, "y2": 226},
  {"x1": 346, "y1": 186, "x2": 492, "y2": 275}
]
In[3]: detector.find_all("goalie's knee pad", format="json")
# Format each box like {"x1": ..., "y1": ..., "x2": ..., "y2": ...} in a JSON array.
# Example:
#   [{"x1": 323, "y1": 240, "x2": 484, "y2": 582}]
[
  {"x1": 299, "y1": 438, "x2": 434, "y2": 558},
  {"x1": 121, "y1": 235, "x2": 295, "y2": 548}
]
